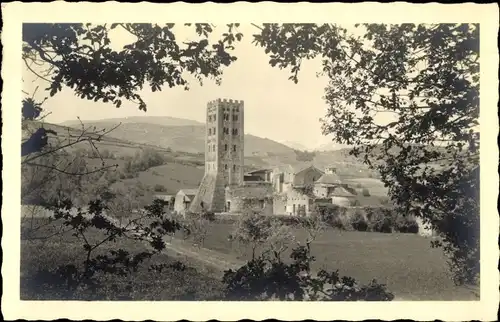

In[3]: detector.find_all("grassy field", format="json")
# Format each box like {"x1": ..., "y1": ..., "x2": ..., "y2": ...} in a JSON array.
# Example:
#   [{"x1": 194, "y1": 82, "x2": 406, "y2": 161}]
[
  {"x1": 20, "y1": 218, "x2": 225, "y2": 300},
  {"x1": 191, "y1": 221, "x2": 478, "y2": 301}
]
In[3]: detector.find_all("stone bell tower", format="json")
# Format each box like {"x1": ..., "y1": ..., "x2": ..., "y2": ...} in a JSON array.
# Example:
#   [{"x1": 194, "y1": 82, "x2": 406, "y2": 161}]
[{"x1": 189, "y1": 98, "x2": 245, "y2": 213}]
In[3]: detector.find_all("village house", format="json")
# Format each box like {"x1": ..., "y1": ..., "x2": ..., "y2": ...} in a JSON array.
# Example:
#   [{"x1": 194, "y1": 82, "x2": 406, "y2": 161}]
[
  {"x1": 173, "y1": 189, "x2": 198, "y2": 216},
  {"x1": 243, "y1": 169, "x2": 273, "y2": 182},
  {"x1": 225, "y1": 181, "x2": 274, "y2": 215}
]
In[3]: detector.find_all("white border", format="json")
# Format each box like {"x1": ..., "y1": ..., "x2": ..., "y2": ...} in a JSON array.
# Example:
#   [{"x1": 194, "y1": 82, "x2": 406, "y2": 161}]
[{"x1": 2, "y1": 2, "x2": 499, "y2": 321}]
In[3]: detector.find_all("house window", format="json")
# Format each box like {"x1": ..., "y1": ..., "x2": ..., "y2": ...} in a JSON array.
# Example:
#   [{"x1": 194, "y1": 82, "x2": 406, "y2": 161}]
[
  {"x1": 208, "y1": 145, "x2": 211, "y2": 152},
  {"x1": 224, "y1": 144, "x2": 228, "y2": 151},
  {"x1": 233, "y1": 145, "x2": 236, "y2": 152},
  {"x1": 233, "y1": 165, "x2": 236, "y2": 171},
  {"x1": 260, "y1": 200, "x2": 265, "y2": 209}
]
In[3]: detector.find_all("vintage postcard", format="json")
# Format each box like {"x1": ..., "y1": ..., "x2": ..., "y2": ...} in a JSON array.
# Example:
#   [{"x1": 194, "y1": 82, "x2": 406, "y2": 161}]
[{"x1": 2, "y1": 2, "x2": 499, "y2": 321}]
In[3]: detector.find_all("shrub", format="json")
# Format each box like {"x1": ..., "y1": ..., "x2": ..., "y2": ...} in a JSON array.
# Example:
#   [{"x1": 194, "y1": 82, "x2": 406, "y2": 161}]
[
  {"x1": 222, "y1": 243, "x2": 394, "y2": 301},
  {"x1": 154, "y1": 184, "x2": 167, "y2": 192},
  {"x1": 314, "y1": 204, "x2": 347, "y2": 228},
  {"x1": 367, "y1": 208, "x2": 394, "y2": 233},
  {"x1": 395, "y1": 216, "x2": 419, "y2": 234},
  {"x1": 362, "y1": 188, "x2": 370, "y2": 196},
  {"x1": 350, "y1": 210, "x2": 368, "y2": 232}
]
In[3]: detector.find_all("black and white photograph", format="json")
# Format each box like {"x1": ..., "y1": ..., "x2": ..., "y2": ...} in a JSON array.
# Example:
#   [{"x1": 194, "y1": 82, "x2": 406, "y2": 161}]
[{"x1": 2, "y1": 2, "x2": 498, "y2": 321}]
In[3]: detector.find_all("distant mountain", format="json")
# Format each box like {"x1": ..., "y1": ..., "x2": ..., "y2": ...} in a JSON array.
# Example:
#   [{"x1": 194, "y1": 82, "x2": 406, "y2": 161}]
[
  {"x1": 59, "y1": 119, "x2": 295, "y2": 157},
  {"x1": 60, "y1": 116, "x2": 204, "y2": 127},
  {"x1": 280, "y1": 140, "x2": 311, "y2": 152},
  {"x1": 314, "y1": 141, "x2": 351, "y2": 152}
]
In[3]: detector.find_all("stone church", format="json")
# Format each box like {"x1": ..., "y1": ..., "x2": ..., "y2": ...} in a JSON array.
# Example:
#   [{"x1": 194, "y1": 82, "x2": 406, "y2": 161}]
[
  {"x1": 190, "y1": 98, "x2": 274, "y2": 214},
  {"x1": 188, "y1": 98, "x2": 355, "y2": 216}
]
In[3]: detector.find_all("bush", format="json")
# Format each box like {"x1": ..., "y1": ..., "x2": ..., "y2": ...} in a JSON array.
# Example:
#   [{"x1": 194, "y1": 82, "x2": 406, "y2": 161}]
[
  {"x1": 362, "y1": 188, "x2": 370, "y2": 196},
  {"x1": 154, "y1": 184, "x2": 167, "y2": 192},
  {"x1": 314, "y1": 204, "x2": 347, "y2": 228},
  {"x1": 350, "y1": 210, "x2": 368, "y2": 232},
  {"x1": 367, "y1": 208, "x2": 394, "y2": 233},
  {"x1": 395, "y1": 216, "x2": 419, "y2": 234},
  {"x1": 222, "y1": 243, "x2": 394, "y2": 301}
]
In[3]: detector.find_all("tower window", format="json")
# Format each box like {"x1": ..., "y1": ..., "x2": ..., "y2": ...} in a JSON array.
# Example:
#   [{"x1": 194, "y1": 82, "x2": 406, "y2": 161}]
[
  {"x1": 233, "y1": 165, "x2": 236, "y2": 171},
  {"x1": 208, "y1": 128, "x2": 212, "y2": 135},
  {"x1": 214, "y1": 114, "x2": 216, "y2": 121},
  {"x1": 233, "y1": 115, "x2": 238, "y2": 121},
  {"x1": 233, "y1": 145, "x2": 236, "y2": 152},
  {"x1": 208, "y1": 145, "x2": 211, "y2": 152},
  {"x1": 224, "y1": 164, "x2": 228, "y2": 170},
  {"x1": 212, "y1": 144, "x2": 215, "y2": 151},
  {"x1": 224, "y1": 144, "x2": 228, "y2": 151},
  {"x1": 213, "y1": 127, "x2": 216, "y2": 135},
  {"x1": 232, "y1": 128, "x2": 238, "y2": 135}
]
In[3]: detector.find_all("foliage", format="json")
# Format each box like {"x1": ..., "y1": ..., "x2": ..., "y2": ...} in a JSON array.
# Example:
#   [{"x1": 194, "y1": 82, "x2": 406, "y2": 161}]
[
  {"x1": 228, "y1": 212, "x2": 295, "y2": 260},
  {"x1": 313, "y1": 204, "x2": 348, "y2": 229},
  {"x1": 350, "y1": 210, "x2": 368, "y2": 232},
  {"x1": 222, "y1": 242, "x2": 394, "y2": 301},
  {"x1": 366, "y1": 207, "x2": 394, "y2": 233},
  {"x1": 254, "y1": 23, "x2": 480, "y2": 285},
  {"x1": 23, "y1": 196, "x2": 184, "y2": 297},
  {"x1": 295, "y1": 149, "x2": 316, "y2": 162},
  {"x1": 153, "y1": 184, "x2": 167, "y2": 192},
  {"x1": 361, "y1": 188, "x2": 371, "y2": 197},
  {"x1": 182, "y1": 211, "x2": 217, "y2": 248},
  {"x1": 394, "y1": 215, "x2": 420, "y2": 234}
]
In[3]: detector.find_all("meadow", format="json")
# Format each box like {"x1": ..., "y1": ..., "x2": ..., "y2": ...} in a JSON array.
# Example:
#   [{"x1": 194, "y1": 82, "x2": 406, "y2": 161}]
[
  {"x1": 20, "y1": 217, "x2": 225, "y2": 301},
  {"x1": 180, "y1": 221, "x2": 478, "y2": 301},
  {"x1": 21, "y1": 213, "x2": 478, "y2": 301}
]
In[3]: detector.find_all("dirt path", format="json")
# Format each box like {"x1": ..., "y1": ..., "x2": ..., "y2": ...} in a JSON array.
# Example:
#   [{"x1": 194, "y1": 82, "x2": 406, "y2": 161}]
[{"x1": 161, "y1": 238, "x2": 245, "y2": 278}]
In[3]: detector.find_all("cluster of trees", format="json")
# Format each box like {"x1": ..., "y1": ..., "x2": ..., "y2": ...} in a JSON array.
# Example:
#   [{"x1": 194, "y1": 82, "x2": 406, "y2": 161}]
[
  {"x1": 294, "y1": 149, "x2": 316, "y2": 162},
  {"x1": 21, "y1": 22, "x2": 479, "y2": 300}
]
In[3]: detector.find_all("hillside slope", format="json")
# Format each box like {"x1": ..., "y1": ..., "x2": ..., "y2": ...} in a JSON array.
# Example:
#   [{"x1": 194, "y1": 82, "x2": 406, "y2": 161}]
[
  {"x1": 60, "y1": 120, "x2": 295, "y2": 157},
  {"x1": 60, "y1": 116, "x2": 204, "y2": 127}
]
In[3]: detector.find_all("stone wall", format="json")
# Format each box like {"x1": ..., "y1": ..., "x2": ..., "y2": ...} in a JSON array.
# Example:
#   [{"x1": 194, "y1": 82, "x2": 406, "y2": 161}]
[
  {"x1": 285, "y1": 188, "x2": 312, "y2": 215},
  {"x1": 225, "y1": 182, "x2": 273, "y2": 214}
]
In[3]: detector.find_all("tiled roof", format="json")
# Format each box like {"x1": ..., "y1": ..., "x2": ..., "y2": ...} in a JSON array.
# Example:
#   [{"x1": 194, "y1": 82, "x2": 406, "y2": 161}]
[
  {"x1": 179, "y1": 189, "x2": 198, "y2": 197},
  {"x1": 246, "y1": 168, "x2": 272, "y2": 175},
  {"x1": 227, "y1": 184, "x2": 273, "y2": 199},
  {"x1": 331, "y1": 186, "x2": 355, "y2": 197},
  {"x1": 292, "y1": 165, "x2": 324, "y2": 186},
  {"x1": 316, "y1": 173, "x2": 342, "y2": 185}
]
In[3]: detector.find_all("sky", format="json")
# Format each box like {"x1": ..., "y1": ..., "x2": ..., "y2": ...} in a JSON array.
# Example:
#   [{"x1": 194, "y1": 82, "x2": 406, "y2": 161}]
[{"x1": 22, "y1": 24, "x2": 358, "y2": 149}]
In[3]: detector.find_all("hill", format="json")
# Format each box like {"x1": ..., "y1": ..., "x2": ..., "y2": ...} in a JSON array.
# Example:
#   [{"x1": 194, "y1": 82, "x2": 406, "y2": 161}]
[
  {"x1": 60, "y1": 116, "x2": 204, "y2": 127},
  {"x1": 22, "y1": 120, "x2": 174, "y2": 158},
  {"x1": 280, "y1": 140, "x2": 311, "y2": 151},
  {"x1": 59, "y1": 120, "x2": 295, "y2": 157}
]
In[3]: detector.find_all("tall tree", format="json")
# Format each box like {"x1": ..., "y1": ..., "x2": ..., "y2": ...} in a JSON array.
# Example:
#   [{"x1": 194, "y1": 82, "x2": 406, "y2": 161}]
[
  {"x1": 22, "y1": 23, "x2": 243, "y2": 155},
  {"x1": 253, "y1": 23, "x2": 480, "y2": 285}
]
